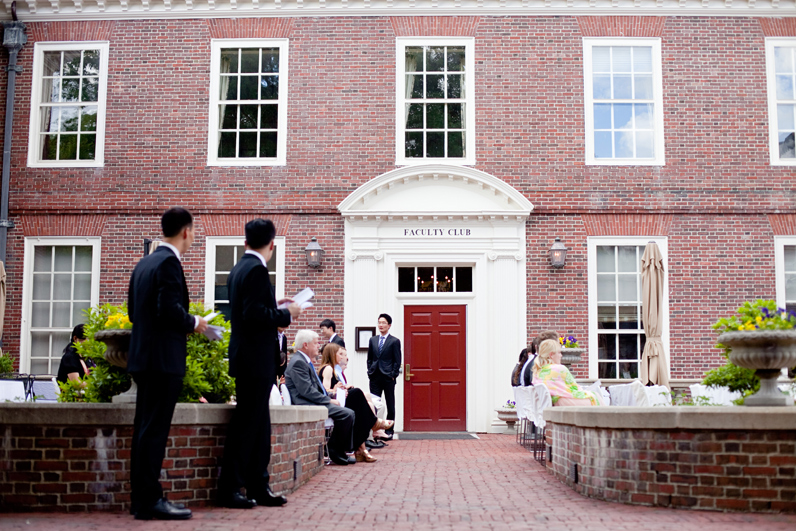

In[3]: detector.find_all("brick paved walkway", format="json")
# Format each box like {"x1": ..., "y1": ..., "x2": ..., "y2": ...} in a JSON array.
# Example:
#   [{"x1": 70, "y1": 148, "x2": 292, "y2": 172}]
[{"x1": 2, "y1": 434, "x2": 796, "y2": 531}]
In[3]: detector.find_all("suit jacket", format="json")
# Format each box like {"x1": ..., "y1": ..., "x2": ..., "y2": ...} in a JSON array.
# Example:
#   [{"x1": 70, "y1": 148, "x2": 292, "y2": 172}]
[
  {"x1": 275, "y1": 332, "x2": 288, "y2": 379},
  {"x1": 227, "y1": 253, "x2": 291, "y2": 379},
  {"x1": 285, "y1": 351, "x2": 330, "y2": 407},
  {"x1": 330, "y1": 334, "x2": 345, "y2": 348},
  {"x1": 127, "y1": 246, "x2": 196, "y2": 376},
  {"x1": 367, "y1": 333, "x2": 402, "y2": 379}
]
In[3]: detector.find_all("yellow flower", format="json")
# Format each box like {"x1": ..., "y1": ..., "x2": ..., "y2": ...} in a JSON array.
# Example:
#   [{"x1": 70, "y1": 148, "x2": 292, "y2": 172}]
[
  {"x1": 743, "y1": 323, "x2": 756, "y2": 331},
  {"x1": 559, "y1": 337, "x2": 564, "y2": 345},
  {"x1": 756, "y1": 316, "x2": 763, "y2": 323}
]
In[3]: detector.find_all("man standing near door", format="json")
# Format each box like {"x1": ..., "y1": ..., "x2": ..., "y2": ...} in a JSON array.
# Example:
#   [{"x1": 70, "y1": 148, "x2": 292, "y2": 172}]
[{"x1": 367, "y1": 313, "x2": 401, "y2": 439}]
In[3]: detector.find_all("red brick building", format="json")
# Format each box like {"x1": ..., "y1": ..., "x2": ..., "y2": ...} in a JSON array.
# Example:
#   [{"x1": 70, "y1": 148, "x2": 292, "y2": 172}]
[{"x1": 0, "y1": 3, "x2": 794, "y2": 431}]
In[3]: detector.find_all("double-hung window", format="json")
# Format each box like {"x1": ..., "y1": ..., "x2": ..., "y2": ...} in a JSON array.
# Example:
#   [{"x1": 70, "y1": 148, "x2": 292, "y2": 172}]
[
  {"x1": 208, "y1": 39, "x2": 288, "y2": 166},
  {"x1": 775, "y1": 236, "x2": 796, "y2": 313},
  {"x1": 20, "y1": 238, "x2": 101, "y2": 374},
  {"x1": 588, "y1": 237, "x2": 668, "y2": 380},
  {"x1": 204, "y1": 237, "x2": 285, "y2": 320},
  {"x1": 765, "y1": 38, "x2": 796, "y2": 165},
  {"x1": 583, "y1": 38, "x2": 664, "y2": 165},
  {"x1": 396, "y1": 38, "x2": 475, "y2": 166},
  {"x1": 27, "y1": 42, "x2": 109, "y2": 167}
]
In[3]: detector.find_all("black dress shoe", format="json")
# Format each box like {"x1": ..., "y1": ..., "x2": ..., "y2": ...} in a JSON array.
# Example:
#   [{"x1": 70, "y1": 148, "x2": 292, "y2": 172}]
[
  {"x1": 218, "y1": 491, "x2": 257, "y2": 509},
  {"x1": 347, "y1": 455, "x2": 357, "y2": 464},
  {"x1": 365, "y1": 439, "x2": 385, "y2": 449},
  {"x1": 166, "y1": 501, "x2": 186, "y2": 510},
  {"x1": 328, "y1": 449, "x2": 350, "y2": 466},
  {"x1": 250, "y1": 486, "x2": 287, "y2": 507},
  {"x1": 135, "y1": 498, "x2": 192, "y2": 520}
]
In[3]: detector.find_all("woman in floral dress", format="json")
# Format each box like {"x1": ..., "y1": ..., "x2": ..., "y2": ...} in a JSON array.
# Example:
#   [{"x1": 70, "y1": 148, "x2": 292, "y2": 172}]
[{"x1": 532, "y1": 339, "x2": 605, "y2": 406}]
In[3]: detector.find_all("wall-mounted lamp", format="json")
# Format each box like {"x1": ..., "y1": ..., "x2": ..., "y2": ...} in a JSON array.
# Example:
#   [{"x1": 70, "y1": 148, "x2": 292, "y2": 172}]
[
  {"x1": 549, "y1": 237, "x2": 567, "y2": 269},
  {"x1": 305, "y1": 237, "x2": 325, "y2": 269}
]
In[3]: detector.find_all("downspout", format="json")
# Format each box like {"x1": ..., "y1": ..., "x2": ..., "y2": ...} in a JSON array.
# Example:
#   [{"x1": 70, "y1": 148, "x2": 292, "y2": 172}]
[{"x1": 1, "y1": 2, "x2": 27, "y2": 265}]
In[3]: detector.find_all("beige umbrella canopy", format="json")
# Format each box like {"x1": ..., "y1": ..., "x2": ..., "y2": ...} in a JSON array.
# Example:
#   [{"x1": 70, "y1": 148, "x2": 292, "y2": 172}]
[{"x1": 640, "y1": 242, "x2": 669, "y2": 388}]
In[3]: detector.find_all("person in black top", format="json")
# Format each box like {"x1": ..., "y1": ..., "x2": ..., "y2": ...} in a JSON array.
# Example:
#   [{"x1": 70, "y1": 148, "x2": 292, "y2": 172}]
[{"x1": 57, "y1": 324, "x2": 91, "y2": 386}]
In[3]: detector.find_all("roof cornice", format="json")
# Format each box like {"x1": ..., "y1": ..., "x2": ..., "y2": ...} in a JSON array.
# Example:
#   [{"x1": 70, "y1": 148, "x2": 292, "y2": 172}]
[{"x1": 1, "y1": 1, "x2": 795, "y2": 23}]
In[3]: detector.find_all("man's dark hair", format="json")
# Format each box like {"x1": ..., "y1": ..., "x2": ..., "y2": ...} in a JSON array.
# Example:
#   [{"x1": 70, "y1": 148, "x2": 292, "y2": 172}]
[
  {"x1": 161, "y1": 207, "x2": 193, "y2": 238},
  {"x1": 245, "y1": 218, "x2": 277, "y2": 250},
  {"x1": 379, "y1": 313, "x2": 392, "y2": 325},
  {"x1": 319, "y1": 319, "x2": 336, "y2": 332}
]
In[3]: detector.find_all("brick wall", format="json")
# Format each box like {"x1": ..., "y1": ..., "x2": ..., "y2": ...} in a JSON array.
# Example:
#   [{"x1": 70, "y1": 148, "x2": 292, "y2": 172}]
[
  {"x1": 1, "y1": 16, "x2": 794, "y2": 378},
  {"x1": 545, "y1": 409, "x2": 796, "y2": 513},
  {"x1": 0, "y1": 404, "x2": 327, "y2": 513}
]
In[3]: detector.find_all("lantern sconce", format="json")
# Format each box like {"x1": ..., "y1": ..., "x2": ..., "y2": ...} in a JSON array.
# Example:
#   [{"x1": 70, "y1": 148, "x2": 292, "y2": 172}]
[
  {"x1": 549, "y1": 237, "x2": 568, "y2": 269},
  {"x1": 305, "y1": 237, "x2": 325, "y2": 269}
]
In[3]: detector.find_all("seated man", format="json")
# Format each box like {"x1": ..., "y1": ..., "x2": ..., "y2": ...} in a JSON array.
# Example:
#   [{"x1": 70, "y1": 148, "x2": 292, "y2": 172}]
[{"x1": 285, "y1": 329, "x2": 356, "y2": 466}]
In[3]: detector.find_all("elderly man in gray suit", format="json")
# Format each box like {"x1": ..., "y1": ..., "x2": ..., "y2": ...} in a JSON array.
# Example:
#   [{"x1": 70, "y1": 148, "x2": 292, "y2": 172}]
[{"x1": 285, "y1": 329, "x2": 356, "y2": 466}]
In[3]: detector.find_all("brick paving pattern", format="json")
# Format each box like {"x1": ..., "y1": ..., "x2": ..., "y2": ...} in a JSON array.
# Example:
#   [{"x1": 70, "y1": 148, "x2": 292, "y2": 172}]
[{"x1": 2, "y1": 434, "x2": 796, "y2": 531}]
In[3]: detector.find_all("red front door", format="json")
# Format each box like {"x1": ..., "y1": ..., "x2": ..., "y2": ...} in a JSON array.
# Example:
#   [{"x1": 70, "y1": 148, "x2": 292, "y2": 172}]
[{"x1": 404, "y1": 305, "x2": 467, "y2": 431}]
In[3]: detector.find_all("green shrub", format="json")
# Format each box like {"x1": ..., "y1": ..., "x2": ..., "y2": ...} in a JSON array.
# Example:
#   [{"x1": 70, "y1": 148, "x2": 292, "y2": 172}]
[
  {"x1": 60, "y1": 302, "x2": 234, "y2": 404},
  {"x1": 0, "y1": 351, "x2": 14, "y2": 375}
]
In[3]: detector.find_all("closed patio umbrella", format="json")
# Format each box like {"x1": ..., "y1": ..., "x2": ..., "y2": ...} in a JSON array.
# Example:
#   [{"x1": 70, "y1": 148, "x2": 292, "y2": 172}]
[
  {"x1": 640, "y1": 242, "x2": 669, "y2": 388},
  {"x1": 0, "y1": 261, "x2": 6, "y2": 345}
]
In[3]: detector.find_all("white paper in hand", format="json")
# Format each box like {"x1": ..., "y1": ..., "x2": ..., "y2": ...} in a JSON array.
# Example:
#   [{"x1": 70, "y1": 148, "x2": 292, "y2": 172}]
[
  {"x1": 278, "y1": 287, "x2": 315, "y2": 309},
  {"x1": 336, "y1": 387, "x2": 346, "y2": 408},
  {"x1": 203, "y1": 325, "x2": 224, "y2": 341}
]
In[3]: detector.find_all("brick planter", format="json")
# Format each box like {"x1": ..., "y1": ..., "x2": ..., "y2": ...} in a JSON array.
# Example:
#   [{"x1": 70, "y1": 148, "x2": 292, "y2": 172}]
[
  {"x1": 544, "y1": 407, "x2": 796, "y2": 513},
  {"x1": 0, "y1": 403, "x2": 327, "y2": 512}
]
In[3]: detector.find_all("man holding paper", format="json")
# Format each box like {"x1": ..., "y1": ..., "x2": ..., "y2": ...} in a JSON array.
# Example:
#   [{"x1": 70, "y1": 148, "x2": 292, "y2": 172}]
[{"x1": 218, "y1": 219, "x2": 301, "y2": 509}]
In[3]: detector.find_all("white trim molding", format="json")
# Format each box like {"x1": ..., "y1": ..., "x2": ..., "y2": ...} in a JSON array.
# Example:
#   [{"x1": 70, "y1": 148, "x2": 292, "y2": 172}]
[
  {"x1": 765, "y1": 38, "x2": 796, "y2": 167},
  {"x1": 3, "y1": 0, "x2": 794, "y2": 21},
  {"x1": 774, "y1": 235, "x2": 796, "y2": 309}
]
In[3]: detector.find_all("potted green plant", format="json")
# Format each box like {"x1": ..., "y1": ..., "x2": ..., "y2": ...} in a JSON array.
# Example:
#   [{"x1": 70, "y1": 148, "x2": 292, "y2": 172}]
[
  {"x1": 712, "y1": 300, "x2": 796, "y2": 407},
  {"x1": 495, "y1": 399, "x2": 518, "y2": 433},
  {"x1": 559, "y1": 335, "x2": 584, "y2": 367}
]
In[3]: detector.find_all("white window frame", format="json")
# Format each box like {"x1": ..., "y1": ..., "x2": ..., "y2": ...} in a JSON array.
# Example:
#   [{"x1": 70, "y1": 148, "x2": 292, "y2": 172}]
[
  {"x1": 765, "y1": 38, "x2": 796, "y2": 166},
  {"x1": 203, "y1": 236, "x2": 286, "y2": 311},
  {"x1": 583, "y1": 37, "x2": 665, "y2": 166},
  {"x1": 395, "y1": 37, "x2": 476, "y2": 166},
  {"x1": 775, "y1": 235, "x2": 796, "y2": 309},
  {"x1": 19, "y1": 236, "x2": 102, "y2": 373},
  {"x1": 587, "y1": 236, "x2": 669, "y2": 380},
  {"x1": 27, "y1": 41, "x2": 110, "y2": 168},
  {"x1": 207, "y1": 39, "x2": 289, "y2": 167}
]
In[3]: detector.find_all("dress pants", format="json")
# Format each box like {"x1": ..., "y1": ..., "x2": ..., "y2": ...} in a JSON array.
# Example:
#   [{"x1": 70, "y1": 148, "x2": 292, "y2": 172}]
[
  {"x1": 218, "y1": 370, "x2": 272, "y2": 497},
  {"x1": 368, "y1": 369, "x2": 396, "y2": 427},
  {"x1": 130, "y1": 372, "x2": 183, "y2": 513},
  {"x1": 326, "y1": 404, "x2": 355, "y2": 455}
]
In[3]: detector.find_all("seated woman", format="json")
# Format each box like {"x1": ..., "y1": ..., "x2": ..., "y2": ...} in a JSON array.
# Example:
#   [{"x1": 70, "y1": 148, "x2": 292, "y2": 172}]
[
  {"x1": 56, "y1": 324, "x2": 91, "y2": 388},
  {"x1": 532, "y1": 339, "x2": 604, "y2": 406},
  {"x1": 319, "y1": 343, "x2": 393, "y2": 462}
]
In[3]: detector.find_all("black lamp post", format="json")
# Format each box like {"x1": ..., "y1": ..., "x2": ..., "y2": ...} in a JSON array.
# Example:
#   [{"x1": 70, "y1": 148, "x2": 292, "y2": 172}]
[
  {"x1": 549, "y1": 237, "x2": 567, "y2": 269},
  {"x1": 305, "y1": 237, "x2": 324, "y2": 268}
]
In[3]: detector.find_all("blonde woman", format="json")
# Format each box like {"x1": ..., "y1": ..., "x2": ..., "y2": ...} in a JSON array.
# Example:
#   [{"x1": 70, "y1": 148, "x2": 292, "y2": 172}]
[{"x1": 532, "y1": 339, "x2": 604, "y2": 406}]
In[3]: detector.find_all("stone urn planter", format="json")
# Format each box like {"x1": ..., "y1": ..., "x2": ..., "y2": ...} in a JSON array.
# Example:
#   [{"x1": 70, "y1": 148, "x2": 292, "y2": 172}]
[
  {"x1": 94, "y1": 328, "x2": 137, "y2": 403},
  {"x1": 560, "y1": 348, "x2": 585, "y2": 368},
  {"x1": 495, "y1": 407, "x2": 519, "y2": 434},
  {"x1": 720, "y1": 330, "x2": 796, "y2": 407}
]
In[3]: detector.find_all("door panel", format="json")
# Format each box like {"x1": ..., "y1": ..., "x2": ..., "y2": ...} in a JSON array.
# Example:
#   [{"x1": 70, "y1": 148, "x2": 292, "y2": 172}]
[{"x1": 404, "y1": 305, "x2": 466, "y2": 431}]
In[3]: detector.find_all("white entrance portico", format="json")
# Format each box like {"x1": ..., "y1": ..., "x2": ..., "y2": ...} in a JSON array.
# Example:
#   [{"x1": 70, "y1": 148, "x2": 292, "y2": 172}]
[{"x1": 338, "y1": 165, "x2": 533, "y2": 433}]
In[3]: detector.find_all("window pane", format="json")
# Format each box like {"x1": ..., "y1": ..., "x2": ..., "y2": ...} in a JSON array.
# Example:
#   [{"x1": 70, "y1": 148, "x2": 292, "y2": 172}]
[
  {"x1": 60, "y1": 108, "x2": 79, "y2": 132},
  {"x1": 261, "y1": 49, "x2": 279, "y2": 73},
  {"x1": 618, "y1": 362, "x2": 638, "y2": 379},
  {"x1": 614, "y1": 104, "x2": 632, "y2": 129},
  {"x1": 74, "y1": 274, "x2": 91, "y2": 300},
  {"x1": 405, "y1": 47, "x2": 423, "y2": 72},
  {"x1": 597, "y1": 275, "x2": 616, "y2": 302},
  {"x1": 448, "y1": 132, "x2": 464, "y2": 158},
  {"x1": 43, "y1": 51, "x2": 62, "y2": 77},
  {"x1": 613, "y1": 74, "x2": 632, "y2": 99},
  {"x1": 63, "y1": 51, "x2": 81, "y2": 75},
  {"x1": 53, "y1": 302, "x2": 71, "y2": 327},
  {"x1": 775, "y1": 47, "x2": 794, "y2": 74},
  {"x1": 61, "y1": 79, "x2": 80, "y2": 102},
  {"x1": 53, "y1": 273, "x2": 72, "y2": 300},
  {"x1": 785, "y1": 245, "x2": 796, "y2": 270},
  {"x1": 240, "y1": 76, "x2": 258, "y2": 100},
  {"x1": 594, "y1": 131, "x2": 612, "y2": 158},
  {"x1": 79, "y1": 134, "x2": 96, "y2": 160},
  {"x1": 80, "y1": 107, "x2": 97, "y2": 132},
  {"x1": 786, "y1": 273, "x2": 796, "y2": 301},
  {"x1": 426, "y1": 47, "x2": 444, "y2": 71},
  {"x1": 238, "y1": 132, "x2": 257, "y2": 157},
  {"x1": 427, "y1": 104, "x2": 444, "y2": 129},
  {"x1": 455, "y1": 267, "x2": 472, "y2": 292},
  {"x1": 82, "y1": 50, "x2": 100, "y2": 76},
  {"x1": 260, "y1": 132, "x2": 277, "y2": 158},
  {"x1": 634, "y1": 74, "x2": 653, "y2": 100},
  {"x1": 633, "y1": 47, "x2": 652, "y2": 73},
  {"x1": 437, "y1": 267, "x2": 453, "y2": 292},
  {"x1": 81, "y1": 77, "x2": 98, "y2": 102},
  {"x1": 260, "y1": 105, "x2": 278, "y2": 129},
  {"x1": 617, "y1": 246, "x2": 637, "y2": 272},
  {"x1": 635, "y1": 103, "x2": 653, "y2": 129},
  {"x1": 614, "y1": 131, "x2": 633, "y2": 158},
  {"x1": 31, "y1": 332, "x2": 52, "y2": 358},
  {"x1": 398, "y1": 267, "x2": 415, "y2": 292},
  {"x1": 618, "y1": 334, "x2": 639, "y2": 360},
  {"x1": 593, "y1": 75, "x2": 611, "y2": 100},
  {"x1": 406, "y1": 104, "x2": 423, "y2": 129},
  {"x1": 426, "y1": 75, "x2": 444, "y2": 98},
  {"x1": 597, "y1": 305, "x2": 616, "y2": 329},
  {"x1": 215, "y1": 281, "x2": 229, "y2": 303},
  {"x1": 239, "y1": 105, "x2": 257, "y2": 129},
  {"x1": 220, "y1": 49, "x2": 239, "y2": 73},
  {"x1": 73, "y1": 302, "x2": 90, "y2": 325},
  {"x1": 219, "y1": 132, "x2": 236, "y2": 158},
  {"x1": 448, "y1": 104, "x2": 463, "y2": 129},
  {"x1": 592, "y1": 47, "x2": 611, "y2": 72},
  {"x1": 405, "y1": 132, "x2": 423, "y2": 158},
  {"x1": 260, "y1": 76, "x2": 278, "y2": 100},
  {"x1": 612, "y1": 47, "x2": 631, "y2": 72},
  {"x1": 596, "y1": 246, "x2": 615, "y2": 272},
  {"x1": 34, "y1": 246, "x2": 52, "y2": 272},
  {"x1": 54, "y1": 247, "x2": 72, "y2": 272},
  {"x1": 598, "y1": 334, "x2": 616, "y2": 359},
  {"x1": 779, "y1": 104, "x2": 795, "y2": 131},
  {"x1": 777, "y1": 75, "x2": 795, "y2": 100},
  {"x1": 779, "y1": 132, "x2": 796, "y2": 159},
  {"x1": 594, "y1": 103, "x2": 611, "y2": 129},
  {"x1": 417, "y1": 267, "x2": 434, "y2": 292},
  {"x1": 426, "y1": 132, "x2": 444, "y2": 157},
  {"x1": 220, "y1": 76, "x2": 238, "y2": 101},
  {"x1": 59, "y1": 135, "x2": 78, "y2": 160},
  {"x1": 618, "y1": 305, "x2": 639, "y2": 329},
  {"x1": 598, "y1": 362, "x2": 617, "y2": 379},
  {"x1": 408, "y1": 74, "x2": 424, "y2": 99},
  {"x1": 447, "y1": 74, "x2": 462, "y2": 98},
  {"x1": 240, "y1": 49, "x2": 259, "y2": 73},
  {"x1": 447, "y1": 47, "x2": 465, "y2": 72},
  {"x1": 636, "y1": 131, "x2": 654, "y2": 159},
  {"x1": 215, "y1": 246, "x2": 234, "y2": 271},
  {"x1": 32, "y1": 274, "x2": 51, "y2": 300},
  {"x1": 220, "y1": 105, "x2": 237, "y2": 130}
]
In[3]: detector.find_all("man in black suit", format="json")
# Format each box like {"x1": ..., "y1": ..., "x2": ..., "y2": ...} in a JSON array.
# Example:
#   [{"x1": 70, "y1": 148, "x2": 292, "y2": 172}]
[
  {"x1": 128, "y1": 207, "x2": 208, "y2": 521},
  {"x1": 367, "y1": 313, "x2": 402, "y2": 438},
  {"x1": 218, "y1": 219, "x2": 301, "y2": 509},
  {"x1": 319, "y1": 319, "x2": 345, "y2": 349},
  {"x1": 285, "y1": 329, "x2": 356, "y2": 466},
  {"x1": 275, "y1": 326, "x2": 289, "y2": 382}
]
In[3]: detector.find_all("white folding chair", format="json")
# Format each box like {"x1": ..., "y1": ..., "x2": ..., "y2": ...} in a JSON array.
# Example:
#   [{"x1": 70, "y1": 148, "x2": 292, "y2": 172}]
[
  {"x1": 608, "y1": 380, "x2": 649, "y2": 406},
  {"x1": 52, "y1": 377, "x2": 61, "y2": 397},
  {"x1": 0, "y1": 380, "x2": 28, "y2": 402},
  {"x1": 644, "y1": 385, "x2": 672, "y2": 407},
  {"x1": 280, "y1": 383, "x2": 292, "y2": 406},
  {"x1": 531, "y1": 384, "x2": 553, "y2": 463},
  {"x1": 269, "y1": 384, "x2": 283, "y2": 406},
  {"x1": 689, "y1": 383, "x2": 741, "y2": 406},
  {"x1": 515, "y1": 386, "x2": 535, "y2": 448}
]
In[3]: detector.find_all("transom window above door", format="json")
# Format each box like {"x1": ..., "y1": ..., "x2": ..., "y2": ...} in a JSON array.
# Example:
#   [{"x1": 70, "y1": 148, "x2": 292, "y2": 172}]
[
  {"x1": 398, "y1": 266, "x2": 472, "y2": 293},
  {"x1": 396, "y1": 38, "x2": 475, "y2": 166}
]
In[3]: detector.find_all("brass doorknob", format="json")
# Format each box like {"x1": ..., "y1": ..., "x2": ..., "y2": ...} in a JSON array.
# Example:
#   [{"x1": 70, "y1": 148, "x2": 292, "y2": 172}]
[{"x1": 405, "y1": 363, "x2": 415, "y2": 381}]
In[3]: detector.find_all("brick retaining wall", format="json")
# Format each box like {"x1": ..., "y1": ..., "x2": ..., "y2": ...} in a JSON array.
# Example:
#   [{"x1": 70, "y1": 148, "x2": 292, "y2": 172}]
[
  {"x1": 0, "y1": 404, "x2": 327, "y2": 513},
  {"x1": 544, "y1": 407, "x2": 796, "y2": 513}
]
